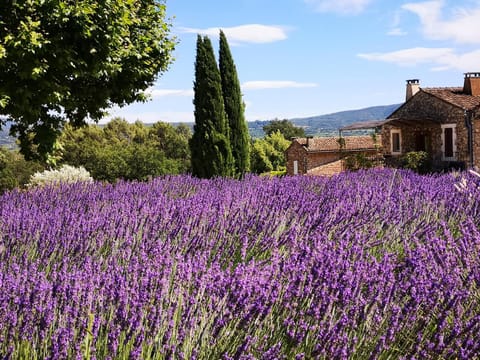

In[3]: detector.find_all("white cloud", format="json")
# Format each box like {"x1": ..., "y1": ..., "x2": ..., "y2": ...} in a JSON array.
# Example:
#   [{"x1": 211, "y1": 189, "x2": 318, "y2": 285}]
[
  {"x1": 387, "y1": 28, "x2": 407, "y2": 36},
  {"x1": 179, "y1": 24, "x2": 288, "y2": 44},
  {"x1": 358, "y1": 47, "x2": 454, "y2": 66},
  {"x1": 358, "y1": 47, "x2": 480, "y2": 72},
  {"x1": 304, "y1": 0, "x2": 373, "y2": 14},
  {"x1": 145, "y1": 88, "x2": 193, "y2": 98},
  {"x1": 403, "y1": 0, "x2": 480, "y2": 44},
  {"x1": 242, "y1": 81, "x2": 318, "y2": 90}
]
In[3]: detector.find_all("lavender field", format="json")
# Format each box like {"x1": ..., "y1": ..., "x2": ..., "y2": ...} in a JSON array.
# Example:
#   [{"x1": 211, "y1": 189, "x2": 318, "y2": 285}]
[{"x1": 1, "y1": 168, "x2": 480, "y2": 359}]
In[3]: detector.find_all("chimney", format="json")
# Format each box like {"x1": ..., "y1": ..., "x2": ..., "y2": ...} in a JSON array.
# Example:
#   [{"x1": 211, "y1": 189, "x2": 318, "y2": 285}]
[
  {"x1": 463, "y1": 72, "x2": 480, "y2": 96},
  {"x1": 406, "y1": 79, "x2": 420, "y2": 101},
  {"x1": 306, "y1": 136, "x2": 313, "y2": 148}
]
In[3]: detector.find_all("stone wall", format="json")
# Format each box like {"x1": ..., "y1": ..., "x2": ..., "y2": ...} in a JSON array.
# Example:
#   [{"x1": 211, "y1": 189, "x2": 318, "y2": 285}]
[
  {"x1": 472, "y1": 118, "x2": 480, "y2": 169},
  {"x1": 286, "y1": 140, "x2": 381, "y2": 175},
  {"x1": 285, "y1": 141, "x2": 307, "y2": 175},
  {"x1": 383, "y1": 91, "x2": 470, "y2": 165},
  {"x1": 392, "y1": 91, "x2": 464, "y2": 122},
  {"x1": 382, "y1": 124, "x2": 442, "y2": 159}
]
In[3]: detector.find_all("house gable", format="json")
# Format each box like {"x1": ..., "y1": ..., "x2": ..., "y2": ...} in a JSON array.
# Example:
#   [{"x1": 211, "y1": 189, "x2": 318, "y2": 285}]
[{"x1": 387, "y1": 90, "x2": 463, "y2": 124}]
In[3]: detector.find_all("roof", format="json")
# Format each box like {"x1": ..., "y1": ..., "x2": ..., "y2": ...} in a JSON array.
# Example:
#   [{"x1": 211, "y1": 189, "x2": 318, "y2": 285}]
[
  {"x1": 295, "y1": 135, "x2": 381, "y2": 152},
  {"x1": 421, "y1": 87, "x2": 480, "y2": 111}
]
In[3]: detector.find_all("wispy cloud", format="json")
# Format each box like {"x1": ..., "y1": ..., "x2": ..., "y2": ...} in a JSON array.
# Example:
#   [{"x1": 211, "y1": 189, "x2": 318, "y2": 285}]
[
  {"x1": 387, "y1": 28, "x2": 407, "y2": 36},
  {"x1": 304, "y1": 0, "x2": 373, "y2": 15},
  {"x1": 242, "y1": 81, "x2": 318, "y2": 90},
  {"x1": 179, "y1": 24, "x2": 289, "y2": 44},
  {"x1": 358, "y1": 47, "x2": 480, "y2": 72},
  {"x1": 145, "y1": 88, "x2": 193, "y2": 98},
  {"x1": 403, "y1": 0, "x2": 480, "y2": 44}
]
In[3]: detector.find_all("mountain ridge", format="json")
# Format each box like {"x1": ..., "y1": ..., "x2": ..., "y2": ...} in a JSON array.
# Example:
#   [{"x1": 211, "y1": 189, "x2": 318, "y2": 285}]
[{"x1": 248, "y1": 103, "x2": 401, "y2": 138}]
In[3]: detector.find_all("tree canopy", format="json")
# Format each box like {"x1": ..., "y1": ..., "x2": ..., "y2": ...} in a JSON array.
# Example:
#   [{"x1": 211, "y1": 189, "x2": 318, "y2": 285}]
[
  {"x1": 263, "y1": 119, "x2": 306, "y2": 140},
  {"x1": 60, "y1": 118, "x2": 191, "y2": 182},
  {"x1": 219, "y1": 30, "x2": 250, "y2": 176},
  {"x1": 250, "y1": 130, "x2": 290, "y2": 174},
  {"x1": 0, "y1": 0, "x2": 175, "y2": 161},
  {"x1": 190, "y1": 35, "x2": 234, "y2": 179}
]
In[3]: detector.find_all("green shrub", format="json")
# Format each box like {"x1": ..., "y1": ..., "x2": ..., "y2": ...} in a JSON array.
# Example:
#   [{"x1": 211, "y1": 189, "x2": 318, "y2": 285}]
[
  {"x1": 0, "y1": 147, "x2": 44, "y2": 193},
  {"x1": 401, "y1": 151, "x2": 429, "y2": 173},
  {"x1": 344, "y1": 153, "x2": 375, "y2": 171}
]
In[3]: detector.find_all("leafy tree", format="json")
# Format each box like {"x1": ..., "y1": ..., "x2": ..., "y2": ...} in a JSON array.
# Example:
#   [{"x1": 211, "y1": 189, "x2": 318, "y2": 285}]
[
  {"x1": 103, "y1": 118, "x2": 149, "y2": 144},
  {"x1": 0, "y1": 0, "x2": 175, "y2": 161},
  {"x1": 0, "y1": 147, "x2": 44, "y2": 193},
  {"x1": 60, "y1": 119, "x2": 189, "y2": 182},
  {"x1": 149, "y1": 122, "x2": 191, "y2": 172},
  {"x1": 263, "y1": 119, "x2": 306, "y2": 140},
  {"x1": 219, "y1": 30, "x2": 250, "y2": 176},
  {"x1": 190, "y1": 35, "x2": 234, "y2": 178},
  {"x1": 251, "y1": 130, "x2": 290, "y2": 174}
]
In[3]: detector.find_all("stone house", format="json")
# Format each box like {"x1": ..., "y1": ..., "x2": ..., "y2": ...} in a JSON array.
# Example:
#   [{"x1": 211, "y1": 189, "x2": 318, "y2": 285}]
[
  {"x1": 285, "y1": 135, "x2": 381, "y2": 175},
  {"x1": 381, "y1": 73, "x2": 480, "y2": 169}
]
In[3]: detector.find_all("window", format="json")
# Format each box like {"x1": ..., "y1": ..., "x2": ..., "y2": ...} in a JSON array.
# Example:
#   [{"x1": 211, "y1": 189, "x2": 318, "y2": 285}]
[
  {"x1": 293, "y1": 160, "x2": 298, "y2": 175},
  {"x1": 391, "y1": 129, "x2": 401, "y2": 154},
  {"x1": 441, "y1": 124, "x2": 456, "y2": 160}
]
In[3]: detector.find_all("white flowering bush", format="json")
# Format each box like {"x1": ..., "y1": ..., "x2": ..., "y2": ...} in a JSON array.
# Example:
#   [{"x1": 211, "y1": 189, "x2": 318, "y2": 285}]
[{"x1": 28, "y1": 165, "x2": 93, "y2": 188}]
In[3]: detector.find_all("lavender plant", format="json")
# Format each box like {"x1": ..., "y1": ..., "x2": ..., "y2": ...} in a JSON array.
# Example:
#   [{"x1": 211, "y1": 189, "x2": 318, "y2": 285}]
[{"x1": 1, "y1": 169, "x2": 480, "y2": 359}]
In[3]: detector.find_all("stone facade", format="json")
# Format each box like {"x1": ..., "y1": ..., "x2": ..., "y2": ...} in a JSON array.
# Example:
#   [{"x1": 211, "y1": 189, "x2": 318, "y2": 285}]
[
  {"x1": 285, "y1": 141, "x2": 308, "y2": 175},
  {"x1": 383, "y1": 88, "x2": 480, "y2": 169},
  {"x1": 472, "y1": 118, "x2": 480, "y2": 167}
]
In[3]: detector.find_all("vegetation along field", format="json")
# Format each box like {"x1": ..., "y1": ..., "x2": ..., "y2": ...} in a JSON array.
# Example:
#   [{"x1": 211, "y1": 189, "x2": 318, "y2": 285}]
[{"x1": 1, "y1": 168, "x2": 480, "y2": 359}]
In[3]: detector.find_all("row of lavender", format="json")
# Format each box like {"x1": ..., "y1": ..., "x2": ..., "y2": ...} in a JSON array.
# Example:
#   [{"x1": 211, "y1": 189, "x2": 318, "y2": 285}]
[{"x1": 1, "y1": 169, "x2": 480, "y2": 359}]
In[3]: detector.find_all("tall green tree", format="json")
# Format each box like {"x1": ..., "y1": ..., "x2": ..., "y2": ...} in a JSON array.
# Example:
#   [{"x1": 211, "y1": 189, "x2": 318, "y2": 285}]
[
  {"x1": 190, "y1": 35, "x2": 234, "y2": 178},
  {"x1": 263, "y1": 119, "x2": 306, "y2": 140},
  {"x1": 219, "y1": 30, "x2": 250, "y2": 176},
  {"x1": 0, "y1": 0, "x2": 175, "y2": 161}
]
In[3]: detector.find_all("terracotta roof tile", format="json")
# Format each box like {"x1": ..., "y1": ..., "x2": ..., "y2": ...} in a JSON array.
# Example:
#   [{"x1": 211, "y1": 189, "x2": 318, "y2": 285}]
[
  {"x1": 295, "y1": 135, "x2": 381, "y2": 152},
  {"x1": 422, "y1": 87, "x2": 480, "y2": 110}
]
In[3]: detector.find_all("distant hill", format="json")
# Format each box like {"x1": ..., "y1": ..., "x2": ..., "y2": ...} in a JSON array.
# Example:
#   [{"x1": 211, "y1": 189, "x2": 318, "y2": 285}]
[
  {"x1": 0, "y1": 104, "x2": 401, "y2": 148},
  {"x1": 248, "y1": 104, "x2": 401, "y2": 138}
]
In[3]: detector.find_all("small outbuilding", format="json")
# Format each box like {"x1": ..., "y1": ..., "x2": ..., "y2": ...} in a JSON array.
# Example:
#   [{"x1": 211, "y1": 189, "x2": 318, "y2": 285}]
[{"x1": 285, "y1": 135, "x2": 382, "y2": 176}]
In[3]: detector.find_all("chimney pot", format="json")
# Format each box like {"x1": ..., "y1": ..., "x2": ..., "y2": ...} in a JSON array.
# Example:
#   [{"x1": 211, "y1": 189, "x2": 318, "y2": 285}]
[{"x1": 406, "y1": 79, "x2": 420, "y2": 101}]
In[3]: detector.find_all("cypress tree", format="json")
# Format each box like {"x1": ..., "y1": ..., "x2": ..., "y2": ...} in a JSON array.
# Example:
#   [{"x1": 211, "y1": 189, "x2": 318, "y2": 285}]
[
  {"x1": 219, "y1": 30, "x2": 251, "y2": 176},
  {"x1": 190, "y1": 35, "x2": 234, "y2": 178}
]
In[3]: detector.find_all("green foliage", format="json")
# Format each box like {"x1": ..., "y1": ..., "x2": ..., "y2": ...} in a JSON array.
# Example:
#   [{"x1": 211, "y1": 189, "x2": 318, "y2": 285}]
[
  {"x1": 219, "y1": 30, "x2": 250, "y2": 176},
  {"x1": 0, "y1": 0, "x2": 175, "y2": 161},
  {"x1": 190, "y1": 35, "x2": 234, "y2": 178},
  {"x1": 402, "y1": 151, "x2": 430, "y2": 173},
  {"x1": 344, "y1": 153, "x2": 376, "y2": 171},
  {"x1": 149, "y1": 122, "x2": 191, "y2": 172},
  {"x1": 251, "y1": 131, "x2": 290, "y2": 174},
  {"x1": 0, "y1": 147, "x2": 44, "y2": 193},
  {"x1": 263, "y1": 119, "x2": 306, "y2": 140},
  {"x1": 60, "y1": 119, "x2": 191, "y2": 182}
]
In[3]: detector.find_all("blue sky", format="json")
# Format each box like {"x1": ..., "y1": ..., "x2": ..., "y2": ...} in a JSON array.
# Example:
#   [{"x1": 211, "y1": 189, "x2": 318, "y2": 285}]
[{"x1": 106, "y1": 0, "x2": 480, "y2": 123}]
